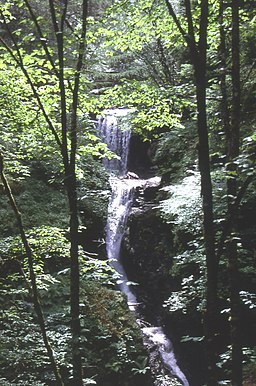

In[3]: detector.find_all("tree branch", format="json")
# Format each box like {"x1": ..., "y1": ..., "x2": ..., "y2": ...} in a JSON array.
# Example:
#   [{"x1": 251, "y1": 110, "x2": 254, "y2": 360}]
[
  {"x1": 70, "y1": 0, "x2": 88, "y2": 169},
  {"x1": 23, "y1": 0, "x2": 59, "y2": 77},
  {"x1": 0, "y1": 16, "x2": 62, "y2": 150},
  {"x1": 165, "y1": 0, "x2": 199, "y2": 60},
  {"x1": 60, "y1": 0, "x2": 68, "y2": 31},
  {"x1": 198, "y1": 0, "x2": 209, "y2": 57},
  {"x1": 49, "y1": 0, "x2": 69, "y2": 172},
  {"x1": 184, "y1": 0, "x2": 196, "y2": 48},
  {"x1": 164, "y1": 0, "x2": 188, "y2": 41}
]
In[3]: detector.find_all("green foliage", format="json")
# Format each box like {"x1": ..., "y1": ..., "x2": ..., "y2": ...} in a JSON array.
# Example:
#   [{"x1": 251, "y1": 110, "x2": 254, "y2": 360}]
[
  {"x1": 215, "y1": 346, "x2": 256, "y2": 385},
  {"x1": 0, "y1": 226, "x2": 148, "y2": 385},
  {"x1": 79, "y1": 281, "x2": 148, "y2": 384},
  {"x1": 163, "y1": 249, "x2": 206, "y2": 315},
  {"x1": 0, "y1": 0, "x2": 256, "y2": 384},
  {"x1": 78, "y1": 154, "x2": 110, "y2": 229},
  {"x1": 0, "y1": 0, "x2": 117, "y2": 187},
  {"x1": 156, "y1": 171, "x2": 206, "y2": 317},
  {"x1": 89, "y1": 0, "x2": 196, "y2": 140},
  {"x1": 0, "y1": 57, "x2": 57, "y2": 178},
  {"x1": 0, "y1": 282, "x2": 147, "y2": 385},
  {"x1": 158, "y1": 170, "x2": 202, "y2": 232},
  {"x1": 0, "y1": 178, "x2": 68, "y2": 236},
  {"x1": 156, "y1": 159, "x2": 255, "y2": 383},
  {"x1": 131, "y1": 356, "x2": 150, "y2": 375},
  {"x1": 96, "y1": 81, "x2": 191, "y2": 139},
  {"x1": 0, "y1": 305, "x2": 54, "y2": 385}
]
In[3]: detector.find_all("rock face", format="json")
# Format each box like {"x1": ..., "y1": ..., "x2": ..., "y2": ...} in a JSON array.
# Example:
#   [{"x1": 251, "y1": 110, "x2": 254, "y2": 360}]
[
  {"x1": 141, "y1": 325, "x2": 187, "y2": 386},
  {"x1": 120, "y1": 186, "x2": 192, "y2": 386},
  {"x1": 120, "y1": 186, "x2": 205, "y2": 386},
  {"x1": 121, "y1": 187, "x2": 174, "y2": 324},
  {"x1": 127, "y1": 135, "x2": 153, "y2": 176}
]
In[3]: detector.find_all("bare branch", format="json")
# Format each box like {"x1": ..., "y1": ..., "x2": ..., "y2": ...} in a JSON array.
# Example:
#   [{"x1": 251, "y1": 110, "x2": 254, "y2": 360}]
[{"x1": 60, "y1": 0, "x2": 68, "y2": 31}]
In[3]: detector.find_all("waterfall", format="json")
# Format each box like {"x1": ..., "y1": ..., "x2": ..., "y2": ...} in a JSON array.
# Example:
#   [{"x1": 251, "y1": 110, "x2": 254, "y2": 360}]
[
  {"x1": 106, "y1": 176, "x2": 140, "y2": 307},
  {"x1": 98, "y1": 109, "x2": 189, "y2": 386},
  {"x1": 97, "y1": 108, "x2": 131, "y2": 176}
]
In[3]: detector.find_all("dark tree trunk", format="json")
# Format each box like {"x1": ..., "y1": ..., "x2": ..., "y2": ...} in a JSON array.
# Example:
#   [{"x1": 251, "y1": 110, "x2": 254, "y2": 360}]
[
  {"x1": 165, "y1": 1, "x2": 219, "y2": 383},
  {"x1": 194, "y1": 57, "x2": 218, "y2": 386},
  {"x1": 48, "y1": 1, "x2": 83, "y2": 382},
  {"x1": 66, "y1": 175, "x2": 82, "y2": 385},
  {"x1": 227, "y1": 0, "x2": 243, "y2": 384},
  {"x1": 68, "y1": 2, "x2": 88, "y2": 383},
  {"x1": 183, "y1": 0, "x2": 219, "y2": 383},
  {"x1": 219, "y1": 0, "x2": 231, "y2": 154}
]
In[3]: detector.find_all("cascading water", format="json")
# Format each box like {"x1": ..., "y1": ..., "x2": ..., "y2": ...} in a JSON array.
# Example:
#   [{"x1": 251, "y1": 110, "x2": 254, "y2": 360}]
[
  {"x1": 97, "y1": 109, "x2": 131, "y2": 176},
  {"x1": 98, "y1": 109, "x2": 140, "y2": 306},
  {"x1": 98, "y1": 109, "x2": 189, "y2": 386},
  {"x1": 106, "y1": 176, "x2": 139, "y2": 306}
]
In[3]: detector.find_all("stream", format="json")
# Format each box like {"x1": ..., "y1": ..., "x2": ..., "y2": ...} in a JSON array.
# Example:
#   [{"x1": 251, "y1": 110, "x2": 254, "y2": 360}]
[{"x1": 98, "y1": 110, "x2": 189, "y2": 386}]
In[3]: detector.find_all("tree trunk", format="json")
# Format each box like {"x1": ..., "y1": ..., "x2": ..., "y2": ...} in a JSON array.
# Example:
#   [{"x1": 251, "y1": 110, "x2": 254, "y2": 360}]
[
  {"x1": 1, "y1": 1, "x2": 88, "y2": 383},
  {"x1": 194, "y1": 57, "x2": 218, "y2": 386},
  {"x1": 67, "y1": 2, "x2": 88, "y2": 383},
  {"x1": 219, "y1": 0, "x2": 231, "y2": 155},
  {"x1": 227, "y1": 0, "x2": 243, "y2": 384},
  {"x1": 66, "y1": 174, "x2": 82, "y2": 385},
  {"x1": 164, "y1": 1, "x2": 219, "y2": 383},
  {"x1": 48, "y1": 1, "x2": 86, "y2": 382},
  {"x1": 0, "y1": 153, "x2": 64, "y2": 386},
  {"x1": 190, "y1": 0, "x2": 219, "y2": 383}
]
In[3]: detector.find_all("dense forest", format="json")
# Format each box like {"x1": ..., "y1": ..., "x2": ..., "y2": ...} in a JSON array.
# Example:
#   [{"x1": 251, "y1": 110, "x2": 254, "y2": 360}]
[{"x1": 0, "y1": 0, "x2": 255, "y2": 385}]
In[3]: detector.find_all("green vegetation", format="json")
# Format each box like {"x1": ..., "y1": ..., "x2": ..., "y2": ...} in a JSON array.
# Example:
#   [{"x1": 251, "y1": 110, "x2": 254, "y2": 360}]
[
  {"x1": 0, "y1": 0, "x2": 255, "y2": 385},
  {"x1": 0, "y1": 226, "x2": 148, "y2": 385}
]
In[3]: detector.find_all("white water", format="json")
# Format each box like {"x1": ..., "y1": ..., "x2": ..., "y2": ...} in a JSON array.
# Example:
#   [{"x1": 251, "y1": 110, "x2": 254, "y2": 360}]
[
  {"x1": 97, "y1": 109, "x2": 131, "y2": 175},
  {"x1": 107, "y1": 175, "x2": 162, "y2": 309},
  {"x1": 106, "y1": 176, "x2": 140, "y2": 307},
  {"x1": 98, "y1": 109, "x2": 189, "y2": 386},
  {"x1": 142, "y1": 326, "x2": 189, "y2": 386}
]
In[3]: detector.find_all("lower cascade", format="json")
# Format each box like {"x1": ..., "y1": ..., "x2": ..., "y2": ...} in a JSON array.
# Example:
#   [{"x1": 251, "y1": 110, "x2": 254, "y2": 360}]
[
  {"x1": 99, "y1": 110, "x2": 190, "y2": 386},
  {"x1": 106, "y1": 175, "x2": 161, "y2": 309},
  {"x1": 106, "y1": 175, "x2": 189, "y2": 386}
]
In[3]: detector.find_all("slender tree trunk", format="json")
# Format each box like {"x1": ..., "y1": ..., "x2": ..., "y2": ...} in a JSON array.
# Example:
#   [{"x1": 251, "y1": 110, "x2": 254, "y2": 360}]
[
  {"x1": 68, "y1": 2, "x2": 88, "y2": 383},
  {"x1": 66, "y1": 175, "x2": 82, "y2": 385},
  {"x1": 189, "y1": 0, "x2": 219, "y2": 383},
  {"x1": 1, "y1": 1, "x2": 89, "y2": 383},
  {"x1": 0, "y1": 154, "x2": 64, "y2": 386},
  {"x1": 48, "y1": 1, "x2": 84, "y2": 382},
  {"x1": 164, "y1": 1, "x2": 218, "y2": 383},
  {"x1": 194, "y1": 57, "x2": 218, "y2": 386},
  {"x1": 219, "y1": 0, "x2": 231, "y2": 154},
  {"x1": 227, "y1": 0, "x2": 243, "y2": 384},
  {"x1": 218, "y1": 0, "x2": 242, "y2": 381}
]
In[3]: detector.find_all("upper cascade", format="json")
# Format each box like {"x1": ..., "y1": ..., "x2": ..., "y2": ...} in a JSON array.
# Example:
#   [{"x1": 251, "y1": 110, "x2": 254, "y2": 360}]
[{"x1": 97, "y1": 109, "x2": 131, "y2": 176}]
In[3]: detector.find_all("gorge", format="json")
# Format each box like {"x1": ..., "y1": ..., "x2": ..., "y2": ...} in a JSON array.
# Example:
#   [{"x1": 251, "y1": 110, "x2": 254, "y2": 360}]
[{"x1": 98, "y1": 109, "x2": 190, "y2": 386}]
